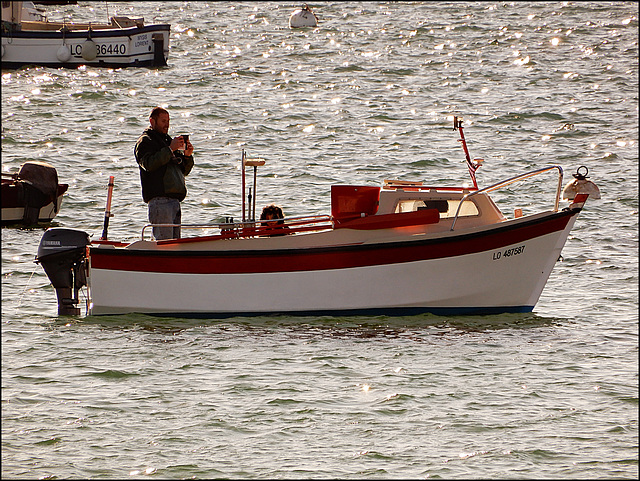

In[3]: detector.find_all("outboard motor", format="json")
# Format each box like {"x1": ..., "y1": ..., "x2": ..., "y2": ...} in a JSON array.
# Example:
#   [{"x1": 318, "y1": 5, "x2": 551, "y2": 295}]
[{"x1": 36, "y1": 228, "x2": 91, "y2": 315}]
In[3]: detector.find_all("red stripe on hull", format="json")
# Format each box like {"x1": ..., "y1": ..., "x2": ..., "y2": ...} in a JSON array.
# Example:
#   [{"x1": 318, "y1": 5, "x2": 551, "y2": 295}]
[{"x1": 89, "y1": 210, "x2": 576, "y2": 274}]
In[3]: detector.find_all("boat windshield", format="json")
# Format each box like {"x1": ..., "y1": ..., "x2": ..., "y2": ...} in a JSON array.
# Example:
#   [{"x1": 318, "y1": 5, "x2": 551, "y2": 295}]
[{"x1": 395, "y1": 199, "x2": 479, "y2": 218}]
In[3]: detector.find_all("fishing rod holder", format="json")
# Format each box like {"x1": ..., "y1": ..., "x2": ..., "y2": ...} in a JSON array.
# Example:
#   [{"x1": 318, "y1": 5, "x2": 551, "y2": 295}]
[{"x1": 241, "y1": 150, "x2": 266, "y2": 222}]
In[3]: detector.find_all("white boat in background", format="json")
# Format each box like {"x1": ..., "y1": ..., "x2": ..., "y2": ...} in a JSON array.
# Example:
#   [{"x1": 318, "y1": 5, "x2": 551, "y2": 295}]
[
  {"x1": 1, "y1": 1, "x2": 170, "y2": 68},
  {"x1": 36, "y1": 118, "x2": 600, "y2": 317}
]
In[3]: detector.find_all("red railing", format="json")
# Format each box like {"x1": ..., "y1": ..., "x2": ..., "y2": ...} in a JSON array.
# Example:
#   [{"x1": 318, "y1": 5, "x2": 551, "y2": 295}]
[{"x1": 142, "y1": 215, "x2": 334, "y2": 244}]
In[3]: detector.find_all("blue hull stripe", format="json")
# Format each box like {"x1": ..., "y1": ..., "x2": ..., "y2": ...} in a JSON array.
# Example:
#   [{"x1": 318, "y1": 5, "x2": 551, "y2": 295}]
[{"x1": 90, "y1": 305, "x2": 535, "y2": 319}]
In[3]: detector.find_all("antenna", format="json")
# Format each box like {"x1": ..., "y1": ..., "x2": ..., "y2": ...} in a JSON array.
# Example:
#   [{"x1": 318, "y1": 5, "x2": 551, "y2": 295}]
[{"x1": 453, "y1": 116, "x2": 482, "y2": 189}]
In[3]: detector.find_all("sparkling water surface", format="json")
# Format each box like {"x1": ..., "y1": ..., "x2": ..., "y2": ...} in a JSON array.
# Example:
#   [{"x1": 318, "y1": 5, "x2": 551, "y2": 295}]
[{"x1": 2, "y1": 2, "x2": 638, "y2": 479}]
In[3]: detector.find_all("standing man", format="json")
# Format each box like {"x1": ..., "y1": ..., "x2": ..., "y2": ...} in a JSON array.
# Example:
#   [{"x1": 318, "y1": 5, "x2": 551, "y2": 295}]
[{"x1": 135, "y1": 107, "x2": 194, "y2": 240}]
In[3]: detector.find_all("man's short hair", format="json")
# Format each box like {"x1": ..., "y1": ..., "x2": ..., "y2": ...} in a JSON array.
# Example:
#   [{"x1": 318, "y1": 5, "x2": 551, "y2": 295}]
[{"x1": 149, "y1": 107, "x2": 168, "y2": 120}]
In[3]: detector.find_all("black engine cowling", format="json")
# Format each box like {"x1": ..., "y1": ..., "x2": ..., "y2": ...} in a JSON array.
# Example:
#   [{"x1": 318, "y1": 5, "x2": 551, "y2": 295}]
[
  {"x1": 36, "y1": 228, "x2": 91, "y2": 315},
  {"x1": 18, "y1": 161, "x2": 60, "y2": 224}
]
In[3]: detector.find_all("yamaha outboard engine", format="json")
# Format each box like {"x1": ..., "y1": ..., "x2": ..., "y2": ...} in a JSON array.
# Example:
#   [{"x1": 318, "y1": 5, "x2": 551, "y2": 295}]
[{"x1": 36, "y1": 228, "x2": 91, "y2": 315}]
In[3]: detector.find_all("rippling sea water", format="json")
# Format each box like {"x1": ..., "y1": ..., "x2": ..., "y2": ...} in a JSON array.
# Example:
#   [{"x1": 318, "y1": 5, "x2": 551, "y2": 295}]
[{"x1": 2, "y1": 2, "x2": 638, "y2": 479}]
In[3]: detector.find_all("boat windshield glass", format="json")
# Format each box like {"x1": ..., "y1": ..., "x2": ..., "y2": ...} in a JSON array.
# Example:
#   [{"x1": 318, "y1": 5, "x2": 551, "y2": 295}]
[{"x1": 395, "y1": 199, "x2": 479, "y2": 218}]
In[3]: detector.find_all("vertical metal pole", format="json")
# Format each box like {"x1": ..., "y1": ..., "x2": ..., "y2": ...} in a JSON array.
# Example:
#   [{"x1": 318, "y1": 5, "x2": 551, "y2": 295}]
[
  {"x1": 241, "y1": 150, "x2": 246, "y2": 222},
  {"x1": 252, "y1": 165, "x2": 258, "y2": 222},
  {"x1": 242, "y1": 156, "x2": 265, "y2": 222}
]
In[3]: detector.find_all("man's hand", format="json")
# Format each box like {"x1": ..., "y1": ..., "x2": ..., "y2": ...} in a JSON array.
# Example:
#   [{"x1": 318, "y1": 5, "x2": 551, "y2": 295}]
[
  {"x1": 169, "y1": 136, "x2": 185, "y2": 152},
  {"x1": 184, "y1": 139, "x2": 194, "y2": 156}
]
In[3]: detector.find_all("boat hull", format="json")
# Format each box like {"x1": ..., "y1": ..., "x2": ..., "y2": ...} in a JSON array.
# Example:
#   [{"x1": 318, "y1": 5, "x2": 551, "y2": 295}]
[
  {"x1": 1, "y1": 24, "x2": 170, "y2": 68},
  {"x1": 86, "y1": 209, "x2": 580, "y2": 317}
]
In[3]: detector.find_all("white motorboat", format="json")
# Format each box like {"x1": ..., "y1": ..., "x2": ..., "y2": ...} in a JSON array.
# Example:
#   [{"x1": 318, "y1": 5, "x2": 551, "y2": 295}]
[
  {"x1": 1, "y1": 1, "x2": 170, "y2": 68},
  {"x1": 36, "y1": 118, "x2": 600, "y2": 317}
]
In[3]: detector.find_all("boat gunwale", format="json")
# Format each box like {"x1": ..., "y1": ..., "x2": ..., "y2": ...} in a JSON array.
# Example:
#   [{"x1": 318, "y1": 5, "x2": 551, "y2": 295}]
[{"x1": 88, "y1": 208, "x2": 580, "y2": 261}]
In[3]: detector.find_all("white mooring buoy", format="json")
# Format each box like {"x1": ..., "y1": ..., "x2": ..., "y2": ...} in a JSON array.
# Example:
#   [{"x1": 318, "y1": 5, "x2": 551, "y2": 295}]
[{"x1": 289, "y1": 4, "x2": 318, "y2": 28}]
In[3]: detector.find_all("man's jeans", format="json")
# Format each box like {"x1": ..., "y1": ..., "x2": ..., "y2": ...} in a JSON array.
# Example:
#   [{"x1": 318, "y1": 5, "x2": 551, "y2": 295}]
[{"x1": 148, "y1": 197, "x2": 181, "y2": 240}]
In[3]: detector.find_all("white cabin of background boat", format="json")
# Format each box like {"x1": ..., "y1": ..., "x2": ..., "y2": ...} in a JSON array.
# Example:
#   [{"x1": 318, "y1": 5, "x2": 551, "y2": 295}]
[
  {"x1": 2, "y1": 2, "x2": 54, "y2": 25},
  {"x1": 1, "y1": 1, "x2": 146, "y2": 31},
  {"x1": 2, "y1": 1, "x2": 23, "y2": 23}
]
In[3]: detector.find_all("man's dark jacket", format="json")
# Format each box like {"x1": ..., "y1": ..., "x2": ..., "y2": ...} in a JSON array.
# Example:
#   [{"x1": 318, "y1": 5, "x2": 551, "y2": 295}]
[{"x1": 134, "y1": 128, "x2": 194, "y2": 203}]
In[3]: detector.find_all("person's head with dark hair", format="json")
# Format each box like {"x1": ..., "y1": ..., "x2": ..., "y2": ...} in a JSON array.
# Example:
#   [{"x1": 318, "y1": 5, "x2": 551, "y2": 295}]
[
  {"x1": 260, "y1": 204, "x2": 284, "y2": 221},
  {"x1": 260, "y1": 204, "x2": 290, "y2": 236},
  {"x1": 149, "y1": 107, "x2": 170, "y2": 134},
  {"x1": 150, "y1": 106, "x2": 168, "y2": 120}
]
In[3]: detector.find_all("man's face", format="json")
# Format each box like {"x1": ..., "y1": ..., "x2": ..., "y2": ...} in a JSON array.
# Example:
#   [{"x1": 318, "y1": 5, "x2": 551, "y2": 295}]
[{"x1": 150, "y1": 112, "x2": 170, "y2": 134}]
